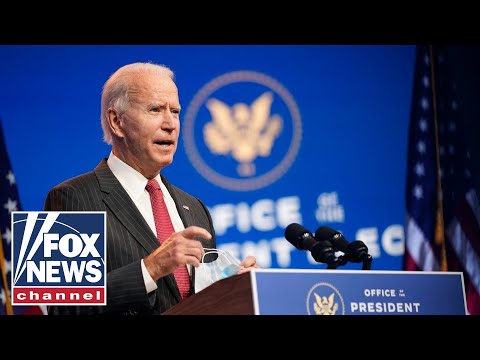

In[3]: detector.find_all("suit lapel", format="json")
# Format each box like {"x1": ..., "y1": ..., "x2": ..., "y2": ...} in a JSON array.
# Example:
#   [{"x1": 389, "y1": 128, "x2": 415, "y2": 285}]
[
  {"x1": 95, "y1": 159, "x2": 159, "y2": 253},
  {"x1": 162, "y1": 175, "x2": 191, "y2": 227},
  {"x1": 162, "y1": 174, "x2": 211, "y2": 249},
  {"x1": 95, "y1": 159, "x2": 181, "y2": 302}
]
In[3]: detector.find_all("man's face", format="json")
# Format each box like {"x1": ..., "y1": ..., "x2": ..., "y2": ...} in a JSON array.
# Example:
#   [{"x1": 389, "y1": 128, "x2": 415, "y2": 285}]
[{"x1": 118, "y1": 73, "x2": 181, "y2": 177}]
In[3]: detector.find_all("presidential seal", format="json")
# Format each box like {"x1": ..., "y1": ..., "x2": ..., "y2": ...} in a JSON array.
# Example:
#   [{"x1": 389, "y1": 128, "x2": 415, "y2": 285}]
[{"x1": 183, "y1": 71, "x2": 302, "y2": 191}]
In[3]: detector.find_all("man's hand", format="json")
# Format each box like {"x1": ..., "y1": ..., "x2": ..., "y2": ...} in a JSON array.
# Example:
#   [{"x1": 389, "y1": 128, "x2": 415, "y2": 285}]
[
  {"x1": 144, "y1": 226, "x2": 211, "y2": 281},
  {"x1": 236, "y1": 255, "x2": 260, "y2": 275}
]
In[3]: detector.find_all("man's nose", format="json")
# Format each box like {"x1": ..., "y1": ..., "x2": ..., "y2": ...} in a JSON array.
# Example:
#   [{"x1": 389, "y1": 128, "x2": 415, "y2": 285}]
[{"x1": 162, "y1": 112, "x2": 177, "y2": 130}]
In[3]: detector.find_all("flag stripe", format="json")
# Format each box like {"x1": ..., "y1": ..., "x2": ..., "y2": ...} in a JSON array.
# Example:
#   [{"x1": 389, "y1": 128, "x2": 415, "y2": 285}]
[
  {"x1": 466, "y1": 189, "x2": 480, "y2": 226},
  {"x1": 402, "y1": 250, "x2": 419, "y2": 271},
  {"x1": 456, "y1": 199, "x2": 480, "y2": 257},
  {"x1": 404, "y1": 45, "x2": 480, "y2": 315},
  {"x1": 443, "y1": 241, "x2": 479, "y2": 315},
  {"x1": 447, "y1": 222, "x2": 480, "y2": 294},
  {"x1": 406, "y1": 216, "x2": 439, "y2": 271},
  {"x1": 465, "y1": 283, "x2": 480, "y2": 315}
]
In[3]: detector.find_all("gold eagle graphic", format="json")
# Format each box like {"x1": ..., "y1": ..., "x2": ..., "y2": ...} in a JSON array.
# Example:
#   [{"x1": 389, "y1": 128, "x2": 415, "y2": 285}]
[
  {"x1": 203, "y1": 92, "x2": 283, "y2": 176},
  {"x1": 313, "y1": 292, "x2": 339, "y2": 315}
]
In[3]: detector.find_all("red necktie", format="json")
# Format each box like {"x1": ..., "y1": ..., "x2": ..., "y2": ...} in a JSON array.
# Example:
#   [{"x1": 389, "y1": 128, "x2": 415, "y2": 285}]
[{"x1": 145, "y1": 179, "x2": 190, "y2": 300}]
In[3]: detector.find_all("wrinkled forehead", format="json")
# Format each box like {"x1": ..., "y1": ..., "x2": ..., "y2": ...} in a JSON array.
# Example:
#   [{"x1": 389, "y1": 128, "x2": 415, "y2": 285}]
[{"x1": 128, "y1": 72, "x2": 179, "y2": 101}]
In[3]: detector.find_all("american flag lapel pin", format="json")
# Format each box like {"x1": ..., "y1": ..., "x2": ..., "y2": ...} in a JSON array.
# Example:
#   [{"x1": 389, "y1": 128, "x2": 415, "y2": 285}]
[{"x1": 182, "y1": 205, "x2": 190, "y2": 211}]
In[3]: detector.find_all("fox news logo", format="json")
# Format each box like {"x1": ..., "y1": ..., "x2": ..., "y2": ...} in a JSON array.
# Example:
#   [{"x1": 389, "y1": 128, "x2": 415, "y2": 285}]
[{"x1": 11, "y1": 211, "x2": 106, "y2": 305}]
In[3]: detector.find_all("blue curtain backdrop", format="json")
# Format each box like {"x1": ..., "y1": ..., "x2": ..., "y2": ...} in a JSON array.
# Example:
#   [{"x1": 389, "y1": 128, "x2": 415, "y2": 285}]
[{"x1": 0, "y1": 45, "x2": 478, "y2": 274}]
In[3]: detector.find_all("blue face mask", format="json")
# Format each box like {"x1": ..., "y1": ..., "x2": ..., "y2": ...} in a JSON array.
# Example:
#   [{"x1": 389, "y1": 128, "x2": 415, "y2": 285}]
[{"x1": 194, "y1": 248, "x2": 243, "y2": 293}]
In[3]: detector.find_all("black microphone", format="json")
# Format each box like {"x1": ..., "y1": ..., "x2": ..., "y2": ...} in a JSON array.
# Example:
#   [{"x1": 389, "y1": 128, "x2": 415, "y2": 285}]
[
  {"x1": 314, "y1": 226, "x2": 371, "y2": 264},
  {"x1": 285, "y1": 223, "x2": 338, "y2": 268}
]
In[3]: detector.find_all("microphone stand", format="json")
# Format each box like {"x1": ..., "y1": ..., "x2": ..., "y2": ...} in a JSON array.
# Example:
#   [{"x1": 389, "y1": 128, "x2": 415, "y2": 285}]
[
  {"x1": 311, "y1": 241, "x2": 340, "y2": 269},
  {"x1": 334, "y1": 255, "x2": 349, "y2": 268},
  {"x1": 333, "y1": 252, "x2": 372, "y2": 270},
  {"x1": 360, "y1": 253, "x2": 372, "y2": 270},
  {"x1": 326, "y1": 260, "x2": 339, "y2": 270}
]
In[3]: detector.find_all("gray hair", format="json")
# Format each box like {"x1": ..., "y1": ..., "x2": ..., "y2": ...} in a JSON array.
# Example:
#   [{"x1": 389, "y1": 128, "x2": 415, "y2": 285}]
[{"x1": 100, "y1": 62, "x2": 175, "y2": 145}]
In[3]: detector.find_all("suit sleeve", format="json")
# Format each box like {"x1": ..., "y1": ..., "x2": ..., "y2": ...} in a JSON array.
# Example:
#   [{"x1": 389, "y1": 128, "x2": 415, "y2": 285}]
[
  {"x1": 44, "y1": 184, "x2": 84, "y2": 211},
  {"x1": 44, "y1": 185, "x2": 156, "y2": 315}
]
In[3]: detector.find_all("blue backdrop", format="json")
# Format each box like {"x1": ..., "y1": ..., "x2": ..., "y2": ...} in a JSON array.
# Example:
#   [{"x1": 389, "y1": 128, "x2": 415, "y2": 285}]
[{"x1": 0, "y1": 45, "x2": 416, "y2": 271}]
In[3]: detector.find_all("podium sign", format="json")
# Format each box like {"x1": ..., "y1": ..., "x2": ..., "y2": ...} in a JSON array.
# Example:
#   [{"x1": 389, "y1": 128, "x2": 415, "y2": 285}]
[{"x1": 251, "y1": 269, "x2": 466, "y2": 315}]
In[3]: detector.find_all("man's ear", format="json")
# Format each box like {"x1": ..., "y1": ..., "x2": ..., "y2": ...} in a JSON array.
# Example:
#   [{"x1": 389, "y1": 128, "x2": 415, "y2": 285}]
[{"x1": 107, "y1": 108, "x2": 124, "y2": 139}]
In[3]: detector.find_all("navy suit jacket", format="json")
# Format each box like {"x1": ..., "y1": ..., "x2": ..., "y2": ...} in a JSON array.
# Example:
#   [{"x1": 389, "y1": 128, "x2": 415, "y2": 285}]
[{"x1": 44, "y1": 159, "x2": 216, "y2": 315}]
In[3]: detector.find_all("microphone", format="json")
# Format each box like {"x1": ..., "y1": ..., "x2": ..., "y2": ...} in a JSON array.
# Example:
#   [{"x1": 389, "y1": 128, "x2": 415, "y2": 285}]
[
  {"x1": 285, "y1": 223, "x2": 339, "y2": 268},
  {"x1": 314, "y1": 226, "x2": 372, "y2": 265}
]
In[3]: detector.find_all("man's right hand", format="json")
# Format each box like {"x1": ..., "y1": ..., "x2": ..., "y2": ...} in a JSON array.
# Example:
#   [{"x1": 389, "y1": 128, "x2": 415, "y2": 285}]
[{"x1": 143, "y1": 226, "x2": 211, "y2": 281}]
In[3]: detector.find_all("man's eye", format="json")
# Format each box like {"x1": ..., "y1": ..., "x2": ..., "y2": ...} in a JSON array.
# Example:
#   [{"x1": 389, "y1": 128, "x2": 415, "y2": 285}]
[
  {"x1": 172, "y1": 109, "x2": 180, "y2": 115},
  {"x1": 150, "y1": 107, "x2": 160, "y2": 112}
]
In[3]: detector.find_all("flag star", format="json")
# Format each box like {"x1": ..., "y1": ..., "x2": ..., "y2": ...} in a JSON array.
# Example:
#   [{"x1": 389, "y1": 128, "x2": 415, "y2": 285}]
[
  {"x1": 415, "y1": 162, "x2": 425, "y2": 176},
  {"x1": 420, "y1": 97, "x2": 429, "y2": 111},
  {"x1": 422, "y1": 75, "x2": 429, "y2": 88},
  {"x1": 3, "y1": 198, "x2": 18, "y2": 214},
  {"x1": 0, "y1": 288, "x2": 5, "y2": 306},
  {"x1": 448, "y1": 121, "x2": 456, "y2": 132},
  {"x1": 451, "y1": 100, "x2": 458, "y2": 110},
  {"x1": 2, "y1": 227, "x2": 11, "y2": 245},
  {"x1": 4, "y1": 259, "x2": 11, "y2": 273},
  {"x1": 419, "y1": 118, "x2": 428, "y2": 132},
  {"x1": 449, "y1": 144, "x2": 455, "y2": 155},
  {"x1": 417, "y1": 141, "x2": 426, "y2": 154},
  {"x1": 6, "y1": 170, "x2": 15, "y2": 186},
  {"x1": 413, "y1": 184, "x2": 423, "y2": 199}
]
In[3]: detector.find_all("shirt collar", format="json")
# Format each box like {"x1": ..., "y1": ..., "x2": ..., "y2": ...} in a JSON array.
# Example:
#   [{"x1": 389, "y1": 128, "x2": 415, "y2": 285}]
[{"x1": 107, "y1": 151, "x2": 161, "y2": 200}]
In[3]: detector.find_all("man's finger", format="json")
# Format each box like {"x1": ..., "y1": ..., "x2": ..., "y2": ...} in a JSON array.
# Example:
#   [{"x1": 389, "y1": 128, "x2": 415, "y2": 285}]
[
  {"x1": 182, "y1": 226, "x2": 212, "y2": 240},
  {"x1": 240, "y1": 255, "x2": 257, "y2": 268}
]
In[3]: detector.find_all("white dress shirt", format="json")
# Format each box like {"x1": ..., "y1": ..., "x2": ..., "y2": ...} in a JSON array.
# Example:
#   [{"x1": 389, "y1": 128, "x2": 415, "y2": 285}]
[{"x1": 107, "y1": 151, "x2": 187, "y2": 294}]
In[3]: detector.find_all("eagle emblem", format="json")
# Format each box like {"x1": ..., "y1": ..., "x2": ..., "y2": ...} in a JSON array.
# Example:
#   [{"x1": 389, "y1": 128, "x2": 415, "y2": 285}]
[
  {"x1": 313, "y1": 292, "x2": 339, "y2": 315},
  {"x1": 203, "y1": 92, "x2": 283, "y2": 176}
]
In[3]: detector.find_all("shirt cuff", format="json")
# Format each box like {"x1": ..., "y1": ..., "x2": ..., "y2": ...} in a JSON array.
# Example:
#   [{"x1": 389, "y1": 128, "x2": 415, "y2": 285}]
[{"x1": 141, "y1": 259, "x2": 158, "y2": 294}]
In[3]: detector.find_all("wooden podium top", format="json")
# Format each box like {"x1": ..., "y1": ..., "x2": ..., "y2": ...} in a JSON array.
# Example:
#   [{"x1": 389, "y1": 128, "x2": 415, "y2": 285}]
[{"x1": 162, "y1": 272, "x2": 254, "y2": 315}]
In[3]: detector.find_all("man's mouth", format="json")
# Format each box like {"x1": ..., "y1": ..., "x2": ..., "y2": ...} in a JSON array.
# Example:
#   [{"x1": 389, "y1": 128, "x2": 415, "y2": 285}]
[{"x1": 155, "y1": 140, "x2": 173, "y2": 147}]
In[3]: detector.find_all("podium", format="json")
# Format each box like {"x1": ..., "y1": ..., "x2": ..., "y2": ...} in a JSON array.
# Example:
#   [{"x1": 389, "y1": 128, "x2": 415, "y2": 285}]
[
  {"x1": 163, "y1": 271, "x2": 254, "y2": 315},
  {"x1": 162, "y1": 269, "x2": 467, "y2": 315}
]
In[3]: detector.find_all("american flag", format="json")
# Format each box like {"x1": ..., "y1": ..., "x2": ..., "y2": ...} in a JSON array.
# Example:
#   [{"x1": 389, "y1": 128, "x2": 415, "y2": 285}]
[
  {"x1": 0, "y1": 119, "x2": 45, "y2": 315},
  {"x1": 404, "y1": 45, "x2": 480, "y2": 315}
]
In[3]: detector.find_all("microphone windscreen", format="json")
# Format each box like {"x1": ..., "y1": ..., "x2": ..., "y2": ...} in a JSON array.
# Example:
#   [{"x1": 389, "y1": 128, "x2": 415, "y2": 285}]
[
  {"x1": 315, "y1": 226, "x2": 349, "y2": 252},
  {"x1": 284, "y1": 223, "x2": 309, "y2": 249},
  {"x1": 314, "y1": 226, "x2": 337, "y2": 240}
]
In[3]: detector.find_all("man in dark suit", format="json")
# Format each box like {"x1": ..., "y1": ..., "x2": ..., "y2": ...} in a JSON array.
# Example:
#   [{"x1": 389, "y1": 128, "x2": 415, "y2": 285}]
[{"x1": 44, "y1": 62, "x2": 258, "y2": 315}]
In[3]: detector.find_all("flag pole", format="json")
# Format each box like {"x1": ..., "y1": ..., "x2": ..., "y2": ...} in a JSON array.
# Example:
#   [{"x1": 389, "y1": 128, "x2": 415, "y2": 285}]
[{"x1": 428, "y1": 45, "x2": 448, "y2": 271}]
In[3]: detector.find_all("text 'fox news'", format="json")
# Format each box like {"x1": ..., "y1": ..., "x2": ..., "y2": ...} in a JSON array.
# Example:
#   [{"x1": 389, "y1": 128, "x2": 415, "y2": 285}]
[{"x1": 11, "y1": 212, "x2": 106, "y2": 306}]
